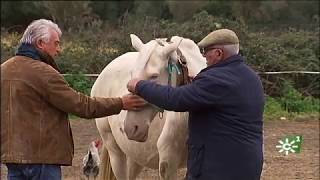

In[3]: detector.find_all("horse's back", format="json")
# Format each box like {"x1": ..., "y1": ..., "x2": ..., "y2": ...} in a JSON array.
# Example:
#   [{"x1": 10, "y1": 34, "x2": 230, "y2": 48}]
[{"x1": 91, "y1": 52, "x2": 138, "y2": 97}]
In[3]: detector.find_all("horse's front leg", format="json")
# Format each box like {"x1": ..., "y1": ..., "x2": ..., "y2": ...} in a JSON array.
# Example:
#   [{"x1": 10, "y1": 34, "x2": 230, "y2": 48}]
[
  {"x1": 157, "y1": 112, "x2": 188, "y2": 180},
  {"x1": 96, "y1": 117, "x2": 127, "y2": 180},
  {"x1": 127, "y1": 157, "x2": 143, "y2": 180}
]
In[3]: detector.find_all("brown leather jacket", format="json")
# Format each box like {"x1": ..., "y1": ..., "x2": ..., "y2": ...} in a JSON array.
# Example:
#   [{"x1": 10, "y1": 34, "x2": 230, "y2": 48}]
[{"x1": 1, "y1": 56, "x2": 123, "y2": 165}]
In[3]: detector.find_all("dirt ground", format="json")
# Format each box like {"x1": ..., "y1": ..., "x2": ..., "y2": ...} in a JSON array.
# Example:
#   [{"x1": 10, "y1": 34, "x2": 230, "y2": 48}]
[{"x1": 1, "y1": 118, "x2": 319, "y2": 180}]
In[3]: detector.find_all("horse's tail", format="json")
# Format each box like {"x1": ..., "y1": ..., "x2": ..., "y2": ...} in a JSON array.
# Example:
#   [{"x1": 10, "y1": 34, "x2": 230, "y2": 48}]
[{"x1": 98, "y1": 145, "x2": 116, "y2": 180}]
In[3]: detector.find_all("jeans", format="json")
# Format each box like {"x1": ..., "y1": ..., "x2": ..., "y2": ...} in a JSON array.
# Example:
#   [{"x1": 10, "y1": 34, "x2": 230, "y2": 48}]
[{"x1": 6, "y1": 163, "x2": 61, "y2": 180}]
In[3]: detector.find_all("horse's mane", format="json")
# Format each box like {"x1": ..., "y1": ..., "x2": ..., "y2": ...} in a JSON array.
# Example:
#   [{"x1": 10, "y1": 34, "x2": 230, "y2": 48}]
[
  {"x1": 171, "y1": 36, "x2": 206, "y2": 77},
  {"x1": 171, "y1": 36, "x2": 199, "y2": 52}
]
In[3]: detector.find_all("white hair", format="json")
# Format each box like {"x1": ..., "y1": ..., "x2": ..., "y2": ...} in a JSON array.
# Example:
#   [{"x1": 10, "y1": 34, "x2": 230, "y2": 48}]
[
  {"x1": 219, "y1": 44, "x2": 240, "y2": 56},
  {"x1": 20, "y1": 19, "x2": 62, "y2": 45}
]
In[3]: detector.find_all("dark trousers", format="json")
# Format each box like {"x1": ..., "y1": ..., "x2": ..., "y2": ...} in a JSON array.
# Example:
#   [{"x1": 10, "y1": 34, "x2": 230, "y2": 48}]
[{"x1": 6, "y1": 163, "x2": 61, "y2": 180}]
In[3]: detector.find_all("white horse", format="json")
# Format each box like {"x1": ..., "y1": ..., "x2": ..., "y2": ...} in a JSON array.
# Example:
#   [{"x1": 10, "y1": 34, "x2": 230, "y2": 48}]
[{"x1": 91, "y1": 34, "x2": 206, "y2": 180}]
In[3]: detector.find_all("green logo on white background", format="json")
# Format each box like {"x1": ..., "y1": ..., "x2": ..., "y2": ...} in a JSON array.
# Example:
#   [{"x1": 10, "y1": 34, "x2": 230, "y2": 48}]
[{"x1": 276, "y1": 135, "x2": 303, "y2": 155}]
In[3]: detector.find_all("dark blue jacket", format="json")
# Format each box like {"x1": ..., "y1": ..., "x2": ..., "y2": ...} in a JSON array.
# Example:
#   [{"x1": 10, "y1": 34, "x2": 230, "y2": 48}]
[{"x1": 136, "y1": 54, "x2": 264, "y2": 180}]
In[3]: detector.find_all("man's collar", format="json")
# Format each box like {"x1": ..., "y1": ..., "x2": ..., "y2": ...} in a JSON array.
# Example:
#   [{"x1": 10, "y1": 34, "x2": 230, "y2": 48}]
[{"x1": 15, "y1": 43, "x2": 61, "y2": 72}]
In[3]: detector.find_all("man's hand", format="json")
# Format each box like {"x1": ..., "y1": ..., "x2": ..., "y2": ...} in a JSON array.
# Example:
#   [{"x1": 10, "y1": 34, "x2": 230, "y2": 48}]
[
  {"x1": 121, "y1": 94, "x2": 147, "y2": 111},
  {"x1": 127, "y1": 78, "x2": 143, "y2": 94}
]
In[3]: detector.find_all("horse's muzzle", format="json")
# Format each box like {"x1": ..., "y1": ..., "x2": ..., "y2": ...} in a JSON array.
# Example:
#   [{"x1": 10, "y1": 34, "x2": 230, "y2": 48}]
[{"x1": 124, "y1": 121, "x2": 149, "y2": 142}]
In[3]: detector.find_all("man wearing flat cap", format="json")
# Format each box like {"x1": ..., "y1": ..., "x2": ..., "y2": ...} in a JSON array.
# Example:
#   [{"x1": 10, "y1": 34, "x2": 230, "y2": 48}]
[{"x1": 127, "y1": 29, "x2": 264, "y2": 180}]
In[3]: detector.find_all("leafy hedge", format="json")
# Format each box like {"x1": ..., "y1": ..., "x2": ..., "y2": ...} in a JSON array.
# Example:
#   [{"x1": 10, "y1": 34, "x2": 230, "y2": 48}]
[{"x1": 1, "y1": 11, "x2": 319, "y2": 98}]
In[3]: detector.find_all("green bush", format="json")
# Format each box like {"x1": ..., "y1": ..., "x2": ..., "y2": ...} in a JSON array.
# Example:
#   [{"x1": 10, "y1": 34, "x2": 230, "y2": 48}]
[
  {"x1": 242, "y1": 28, "x2": 319, "y2": 97},
  {"x1": 243, "y1": 29, "x2": 319, "y2": 72},
  {"x1": 1, "y1": 31, "x2": 20, "y2": 62},
  {"x1": 64, "y1": 74, "x2": 94, "y2": 95}
]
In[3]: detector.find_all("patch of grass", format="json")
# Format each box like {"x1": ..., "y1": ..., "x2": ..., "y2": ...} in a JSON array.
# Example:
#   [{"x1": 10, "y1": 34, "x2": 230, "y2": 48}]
[{"x1": 264, "y1": 95, "x2": 319, "y2": 121}]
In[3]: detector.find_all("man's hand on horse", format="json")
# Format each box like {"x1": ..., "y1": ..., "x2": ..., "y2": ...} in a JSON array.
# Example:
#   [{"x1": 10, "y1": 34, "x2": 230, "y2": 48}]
[
  {"x1": 121, "y1": 93, "x2": 146, "y2": 111},
  {"x1": 127, "y1": 78, "x2": 143, "y2": 94}
]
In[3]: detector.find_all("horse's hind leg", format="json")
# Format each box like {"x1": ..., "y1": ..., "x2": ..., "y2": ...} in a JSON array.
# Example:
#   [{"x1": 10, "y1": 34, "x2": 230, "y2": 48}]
[
  {"x1": 96, "y1": 117, "x2": 127, "y2": 180},
  {"x1": 127, "y1": 157, "x2": 143, "y2": 180},
  {"x1": 98, "y1": 145, "x2": 116, "y2": 180}
]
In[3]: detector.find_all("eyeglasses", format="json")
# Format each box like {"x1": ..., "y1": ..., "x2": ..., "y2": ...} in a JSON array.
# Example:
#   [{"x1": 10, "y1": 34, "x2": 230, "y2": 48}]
[{"x1": 200, "y1": 47, "x2": 220, "y2": 55}]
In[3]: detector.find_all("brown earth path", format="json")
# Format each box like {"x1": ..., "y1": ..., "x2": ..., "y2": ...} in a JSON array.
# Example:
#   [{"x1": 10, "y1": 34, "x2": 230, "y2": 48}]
[{"x1": 1, "y1": 119, "x2": 319, "y2": 180}]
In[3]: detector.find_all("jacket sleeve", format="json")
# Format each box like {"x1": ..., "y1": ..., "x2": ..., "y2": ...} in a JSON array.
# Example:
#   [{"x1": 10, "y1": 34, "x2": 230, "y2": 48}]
[
  {"x1": 42, "y1": 72, "x2": 123, "y2": 118},
  {"x1": 136, "y1": 73, "x2": 229, "y2": 112}
]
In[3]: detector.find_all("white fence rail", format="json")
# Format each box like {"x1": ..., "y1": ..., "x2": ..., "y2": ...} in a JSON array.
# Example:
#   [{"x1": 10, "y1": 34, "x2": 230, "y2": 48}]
[
  {"x1": 62, "y1": 74, "x2": 100, "y2": 77},
  {"x1": 257, "y1": 71, "x2": 319, "y2": 75},
  {"x1": 62, "y1": 71, "x2": 320, "y2": 77}
]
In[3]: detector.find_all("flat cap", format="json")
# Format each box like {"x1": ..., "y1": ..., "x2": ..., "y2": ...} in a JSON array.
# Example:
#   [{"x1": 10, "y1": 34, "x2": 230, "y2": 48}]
[{"x1": 198, "y1": 29, "x2": 239, "y2": 48}]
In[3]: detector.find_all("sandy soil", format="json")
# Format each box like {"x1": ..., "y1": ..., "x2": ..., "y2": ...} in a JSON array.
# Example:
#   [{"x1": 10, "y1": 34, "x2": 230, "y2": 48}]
[{"x1": 1, "y1": 119, "x2": 319, "y2": 180}]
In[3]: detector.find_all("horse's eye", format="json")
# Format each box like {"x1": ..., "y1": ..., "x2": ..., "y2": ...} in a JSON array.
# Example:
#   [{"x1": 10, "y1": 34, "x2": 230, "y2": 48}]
[
  {"x1": 150, "y1": 74, "x2": 158, "y2": 80},
  {"x1": 149, "y1": 73, "x2": 159, "y2": 80}
]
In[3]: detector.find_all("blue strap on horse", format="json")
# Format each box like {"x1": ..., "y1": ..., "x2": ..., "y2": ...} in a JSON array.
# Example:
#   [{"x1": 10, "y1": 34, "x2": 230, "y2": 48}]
[{"x1": 167, "y1": 62, "x2": 182, "y2": 86}]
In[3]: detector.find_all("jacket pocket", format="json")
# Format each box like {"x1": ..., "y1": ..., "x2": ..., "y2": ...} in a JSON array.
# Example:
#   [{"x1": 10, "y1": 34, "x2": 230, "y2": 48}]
[{"x1": 187, "y1": 144, "x2": 205, "y2": 178}]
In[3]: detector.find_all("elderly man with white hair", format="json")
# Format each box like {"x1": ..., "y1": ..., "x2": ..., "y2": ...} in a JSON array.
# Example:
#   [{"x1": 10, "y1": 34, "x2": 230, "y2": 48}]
[
  {"x1": 1, "y1": 19, "x2": 146, "y2": 180},
  {"x1": 127, "y1": 29, "x2": 265, "y2": 180}
]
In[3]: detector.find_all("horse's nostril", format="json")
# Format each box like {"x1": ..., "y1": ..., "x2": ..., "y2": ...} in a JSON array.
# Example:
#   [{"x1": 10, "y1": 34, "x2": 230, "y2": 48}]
[{"x1": 134, "y1": 125, "x2": 138, "y2": 134}]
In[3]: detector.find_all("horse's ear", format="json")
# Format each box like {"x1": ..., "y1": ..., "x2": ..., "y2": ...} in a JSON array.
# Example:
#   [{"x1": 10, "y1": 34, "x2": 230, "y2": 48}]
[
  {"x1": 130, "y1": 34, "x2": 144, "y2": 52},
  {"x1": 162, "y1": 38, "x2": 182, "y2": 56},
  {"x1": 170, "y1": 36, "x2": 182, "y2": 43}
]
